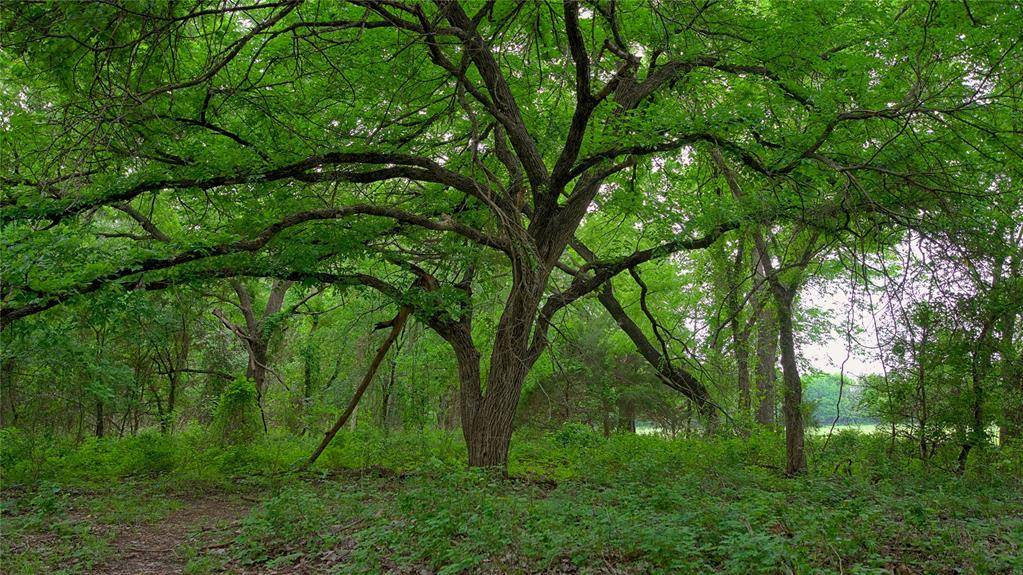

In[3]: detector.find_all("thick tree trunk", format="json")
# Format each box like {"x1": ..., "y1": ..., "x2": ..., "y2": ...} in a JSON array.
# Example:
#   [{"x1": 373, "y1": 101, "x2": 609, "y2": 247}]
[
  {"x1": 775, "y1": 295, "x2": 806, "y2": 475},
  {"x1": 464, "y1": 391, "x2": 518, "y2": 468},
  {"x1": 429, "y1": 307, "x2": 504, "y2": 466},
  {"x1": 455, "y1": 280, "x2": 544, "y2": 469},
  {"x1": 465, "y1": 341, "x2": 532, "y2": 466}
]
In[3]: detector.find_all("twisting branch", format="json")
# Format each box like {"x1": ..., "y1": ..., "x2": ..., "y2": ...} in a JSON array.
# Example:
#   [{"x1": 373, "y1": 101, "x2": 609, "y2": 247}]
[
  {"x1": 0, "y1": 204, "x2": 504, "y2": 328},
  {"x1": 3, "y1": 151, "x2": 495, "y2": 224}
]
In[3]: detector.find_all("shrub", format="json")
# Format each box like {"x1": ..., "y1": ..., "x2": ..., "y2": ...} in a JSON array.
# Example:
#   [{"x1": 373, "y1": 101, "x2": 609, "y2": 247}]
[
  {"x1": 122, "y1": 430, "x2": 178, "y2": 475},
  {"x1": 210, "y1": 377, "x2": 263, "y2": 446},
  {"x1": 550, "y1": 422, "x2": 603, "y2": 447}
]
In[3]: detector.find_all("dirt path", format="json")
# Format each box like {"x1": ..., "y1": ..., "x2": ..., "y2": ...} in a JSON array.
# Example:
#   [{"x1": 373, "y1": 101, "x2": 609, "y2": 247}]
[{"x1": 96, "y1": 496, "x2": 251, "y2": 575}]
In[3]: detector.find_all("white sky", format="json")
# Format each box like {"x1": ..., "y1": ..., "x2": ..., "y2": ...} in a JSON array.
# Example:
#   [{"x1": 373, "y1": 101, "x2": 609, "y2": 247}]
[{"x1": 801, "y1": 283, "x2": 884, "y2": 377}]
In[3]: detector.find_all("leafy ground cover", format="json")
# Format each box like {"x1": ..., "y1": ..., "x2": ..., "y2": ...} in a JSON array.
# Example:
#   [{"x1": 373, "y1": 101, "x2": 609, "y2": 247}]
[{"x1": 2, "y1": 427, "x2": 1021, "y2": 574}]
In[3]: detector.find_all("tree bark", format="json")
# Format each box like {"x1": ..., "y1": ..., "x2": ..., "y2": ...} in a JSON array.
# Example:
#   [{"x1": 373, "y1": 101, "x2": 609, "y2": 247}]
[
  {"x1": 214, "y1": 278, "x2": 295, "y2": 433},
  {"x1": 458, "y1": 277, "x2": 547, "y2": 468},
  {"x1": 229, "y1": 278, "x2": 293, "y2": 397},
  {"x1": 726, "y1": 238, "x2": 752, "y2": 417},
  {"x1": 379, "y1": 332, "x2": 402, "y2": 429},
  {"x1": 754, "y1": 286, "x2": 778, "y2": 426},
  {"x1": 0, "y1": 358, "x2": 17, "y2": 426},
  {"x1": 1003, "y1": 352, "x2": 1023, "y2": 444},
  {"x1": 960, "y1": 320, "x2": 995, "y2": 472},
  {"x1": 303, "y1": 316, "x2": 319, "y2": 405},
  {"x1": 1000, "y1": 313, "x2": 1022, "y2": 444},
  {"x1": 775, "y1": 293, "x2": 806, "y2": 475}
]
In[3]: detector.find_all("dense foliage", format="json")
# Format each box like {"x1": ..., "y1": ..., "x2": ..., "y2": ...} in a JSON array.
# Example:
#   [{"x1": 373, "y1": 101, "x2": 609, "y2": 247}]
[{"x1": 1, "y1": 0, "x2": 1021, "y2": 572}]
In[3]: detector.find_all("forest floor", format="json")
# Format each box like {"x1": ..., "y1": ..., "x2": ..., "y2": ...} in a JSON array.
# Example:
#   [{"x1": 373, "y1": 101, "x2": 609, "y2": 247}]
[
  {"x1": 2, "y1": 429, "x2": 1022, "y2": 574},
  {"x1": 0, "y1": 486, "x2": 255, "y2": 575},
  {"x1": 94, "y1": 494, "x2": 250, "y2": 575}
]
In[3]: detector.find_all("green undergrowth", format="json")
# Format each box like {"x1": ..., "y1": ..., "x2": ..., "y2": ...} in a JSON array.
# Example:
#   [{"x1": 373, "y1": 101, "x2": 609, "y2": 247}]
[
  {"x1": 0, "y1": 479, "x2": 187, "y2": 575},
  {"x1": 2, "y1": 426, "x2": 1021, "y2": 574}
]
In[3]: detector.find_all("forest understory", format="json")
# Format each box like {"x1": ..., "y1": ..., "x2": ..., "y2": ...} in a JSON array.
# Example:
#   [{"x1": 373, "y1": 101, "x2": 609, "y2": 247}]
[{"x1": 2, "y1": 429, "x2": 1021, "y2": 575}]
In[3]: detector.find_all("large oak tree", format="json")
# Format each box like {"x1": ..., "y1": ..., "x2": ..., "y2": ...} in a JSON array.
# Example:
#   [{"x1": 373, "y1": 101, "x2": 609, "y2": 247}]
[{"x1": 2, "y1": 0, "x2": 1019, "y2": 468}]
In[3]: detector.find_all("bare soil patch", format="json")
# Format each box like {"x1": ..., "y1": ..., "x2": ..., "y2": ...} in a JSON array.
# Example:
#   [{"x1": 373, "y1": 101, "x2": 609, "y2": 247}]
[{"x1": 95, "y1": 495, "x2": 251, "y2": 575}]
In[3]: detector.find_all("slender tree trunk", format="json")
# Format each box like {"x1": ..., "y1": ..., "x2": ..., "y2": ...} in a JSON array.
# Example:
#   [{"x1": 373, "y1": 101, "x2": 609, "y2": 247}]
[
  {"x1": 754, "y1": 271, "x2": 778, "y2": 426},
  {"x1": 165, "y1": 373, "x2": 178, "y2": 433},
  {"x1": 168, "y1": 327, "x2": 189, "y2": 431},
  {"x1": 915, "y1": 321, "x2": 930, "y2": 460},
  {"x1": 94, "y1": 399, "x2": 105, "y2": 438},
  {"x1": 380, "y1": 335, "x2": 401, "y2": 429},
  {"x1": 151, "y1": 384, "x2": 166, "y2": 433},
  {"x1": 379, "y1": 382, "x2": 391, "y2": 429},
  {"x1": 1001, "y1": 317, "x2": 1022, "y2": 444},
  {"x1": 246, "y1": 343, "x2": 270, "y2": 432},
  {"x1": 75, "y1": 396, "x2": 84, "y2": 442},
  {"x1": 247, "y1": 343, "x2": 269, "y2": 395},
  {"x1": 304, "y1": 307, "x2": 410, "y2": 469},
  {"x1": 726, "y1": 237, "x2": 752, "y2": 418},
  {"x1": 596, "y1": 285, "x2": 713, "y2": 415},
  {"x1": 1004, "y1": 357, "x2": 1023, "y2": 444},
  {"x1": 572, "y1": 240, "x2": 714, "y2": 417},
  {"x1": 960, "y1": 321, "x2": 994, "y2": 471},
  {"x1": 217, "y1": 278, "x2": 294, "y2": 434},
  {"x1": 733, "y1": 331, "x2": 752, "y2": 416},
  {"x1": 775, "y1": 293, "x2": 806, "y2": 475},
  {"x1": 133, "y1": 384, "x2": 141, "y2": 434},
  {"x1": 303, "y1": 316, "x2": 319, "y2": 407},
  {"x1": 621, "y1": 400, "x2": 637, "y2": 433},
  {"x1": 0, "y1": 358, "x2": 17, "y2": 426}
]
